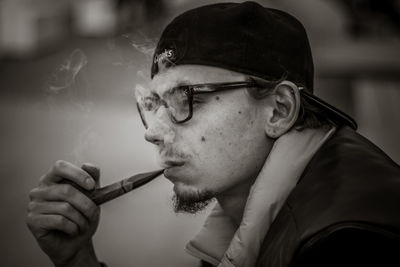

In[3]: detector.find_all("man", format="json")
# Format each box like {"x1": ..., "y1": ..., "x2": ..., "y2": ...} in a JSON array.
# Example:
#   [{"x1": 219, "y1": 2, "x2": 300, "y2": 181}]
[{"x1": 27, "y1": 2, "x2": 400, "y2": 267}]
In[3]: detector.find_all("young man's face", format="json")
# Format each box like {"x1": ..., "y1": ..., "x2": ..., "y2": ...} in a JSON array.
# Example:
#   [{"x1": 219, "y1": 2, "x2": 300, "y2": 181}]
[{"x1": 142, "y1": 65, "x2": 273, "y2": 212}]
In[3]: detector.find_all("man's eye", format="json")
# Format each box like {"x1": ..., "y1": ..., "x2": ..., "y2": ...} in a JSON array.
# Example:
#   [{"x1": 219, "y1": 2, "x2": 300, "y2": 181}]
[{"x1": 143, "y1": 97, "x2": 159, "y2": 111}]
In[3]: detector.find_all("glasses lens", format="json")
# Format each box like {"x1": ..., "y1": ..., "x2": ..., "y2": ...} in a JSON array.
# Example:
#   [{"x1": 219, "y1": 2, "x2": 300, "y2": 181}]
[
  {"x1": 165, "y1": 87, "x2": 190, "y2": 123},
  {"x1": 136, "y1": 102, "x2": 148, "y2": 129},
  {"x1": 135, "y1": 86, "x2": 159, "y2": 129},
  {"x1": 135, "y1": 86, "x2": 191, "y2": 128}
]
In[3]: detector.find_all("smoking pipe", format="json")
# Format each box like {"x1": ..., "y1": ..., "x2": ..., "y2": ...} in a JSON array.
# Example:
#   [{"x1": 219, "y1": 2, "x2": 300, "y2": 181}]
[{"x1": 63, "y1": 169, "x2": 164, "y2": 205}]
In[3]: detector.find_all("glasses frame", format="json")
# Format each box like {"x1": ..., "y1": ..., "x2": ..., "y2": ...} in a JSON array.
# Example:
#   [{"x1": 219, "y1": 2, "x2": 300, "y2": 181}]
[{"x1": 137, "y1": 81, "x2": 258, "y2": 128}]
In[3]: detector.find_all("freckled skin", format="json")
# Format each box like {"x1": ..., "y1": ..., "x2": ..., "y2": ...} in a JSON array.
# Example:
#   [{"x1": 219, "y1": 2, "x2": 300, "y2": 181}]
[
  {"x1": 201, "y1": 136, "x2": 206, "y2": 142},
  {"x1": 216, "y1": 96, "x2": 220, "y2": 101},
  {"x1": 146, "y1": 65, "x2": 273, "y2": 202}
]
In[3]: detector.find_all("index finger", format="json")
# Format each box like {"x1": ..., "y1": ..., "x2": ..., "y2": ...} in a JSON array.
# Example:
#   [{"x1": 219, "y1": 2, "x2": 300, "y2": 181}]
[{"x1": 40, "y1": 160, "x2": 95, "y2": 191}]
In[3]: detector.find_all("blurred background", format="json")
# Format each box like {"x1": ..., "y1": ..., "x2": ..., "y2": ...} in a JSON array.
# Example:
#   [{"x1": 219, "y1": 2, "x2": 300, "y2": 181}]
[{"x1": 1, "y1": 0, "x2": 399, "y2": 266}]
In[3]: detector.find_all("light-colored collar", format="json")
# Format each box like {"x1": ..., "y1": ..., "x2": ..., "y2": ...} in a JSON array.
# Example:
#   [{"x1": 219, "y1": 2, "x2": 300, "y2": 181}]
[{"x1": 185, "y1": 127, "x2": 336, "y2": 267}]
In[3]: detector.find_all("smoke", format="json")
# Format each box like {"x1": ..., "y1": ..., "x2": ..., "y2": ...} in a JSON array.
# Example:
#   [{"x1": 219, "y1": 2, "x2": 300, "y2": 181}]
[
  {"x1": 124, "y1": 32, "x2": 156, "y2": 59},
  {"x1": 109, "y1": 31, "x2": 159, "y2": 124},
  {"x1": 44, "y1": 48, "x2": 99, "y2": 164},
  {"x1": 42, "y1": 32, "x2": 158, "y2": 165},
  {"x1": 46, "y1": 49, "x2": 88, "y2": 93},
  {"x1": 109, "y1": 31, "x2": 157, "y2": 70},
  {"x1": 45, "y1": 49, "x2": 91, "y2": 111}
]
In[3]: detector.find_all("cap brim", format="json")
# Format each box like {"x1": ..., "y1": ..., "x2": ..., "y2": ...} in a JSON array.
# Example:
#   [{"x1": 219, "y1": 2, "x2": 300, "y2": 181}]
[{"x1": 300, "y1": 89, "x2": 358, "y2": 130}]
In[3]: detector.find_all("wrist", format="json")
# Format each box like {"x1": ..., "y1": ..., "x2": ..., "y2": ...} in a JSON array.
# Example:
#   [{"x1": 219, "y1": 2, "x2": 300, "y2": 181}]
[{"x1": 55, "y1": 241, "x2": 100, "y2": 267}]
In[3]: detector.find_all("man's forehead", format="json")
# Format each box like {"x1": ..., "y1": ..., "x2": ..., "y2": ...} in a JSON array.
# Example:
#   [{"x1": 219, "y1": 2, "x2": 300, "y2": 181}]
[{"x1": 149, "y1": 65, "x2": 247, "y2": 95}]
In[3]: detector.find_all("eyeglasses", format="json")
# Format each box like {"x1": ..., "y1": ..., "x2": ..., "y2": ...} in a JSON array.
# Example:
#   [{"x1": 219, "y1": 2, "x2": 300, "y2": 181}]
[{"x1": 135, "y1": 81, "x2": 258, "y2": 129}]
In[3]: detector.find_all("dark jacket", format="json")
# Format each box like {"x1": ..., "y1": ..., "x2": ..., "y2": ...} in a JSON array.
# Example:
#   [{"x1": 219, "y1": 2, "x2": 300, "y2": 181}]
[
  {"x1": 255, "y1": 127, "x2": 400, "y2": 266},
  {"x1": 201, "y1": 127, "x2": 400, "y2": 267}
]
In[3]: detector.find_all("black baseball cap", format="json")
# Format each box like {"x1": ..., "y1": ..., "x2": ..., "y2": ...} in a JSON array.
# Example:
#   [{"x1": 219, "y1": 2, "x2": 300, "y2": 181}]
[{"x1": 151, "y1": 1, "x2": 357, "y2": 129}]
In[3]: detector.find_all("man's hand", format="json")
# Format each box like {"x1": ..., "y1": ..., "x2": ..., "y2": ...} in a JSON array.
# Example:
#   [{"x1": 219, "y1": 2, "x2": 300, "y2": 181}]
[{"x1": 26, "y1": 160, "x2": 101, "y2": 267}]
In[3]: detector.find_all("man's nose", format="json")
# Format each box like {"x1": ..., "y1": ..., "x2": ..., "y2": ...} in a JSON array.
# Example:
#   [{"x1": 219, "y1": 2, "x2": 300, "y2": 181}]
[
  {"x1": 144, "y1": 125, "x2": 163, "y2": 145},
  {"x1": 144, "y1": 107, "x2": 172, "y2": 145}
]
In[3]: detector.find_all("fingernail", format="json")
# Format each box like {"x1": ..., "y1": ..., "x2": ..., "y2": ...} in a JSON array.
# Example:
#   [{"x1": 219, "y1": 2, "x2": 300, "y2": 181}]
[{"x1": 85, "y1": 178, "x2": 95, "y2": 189}]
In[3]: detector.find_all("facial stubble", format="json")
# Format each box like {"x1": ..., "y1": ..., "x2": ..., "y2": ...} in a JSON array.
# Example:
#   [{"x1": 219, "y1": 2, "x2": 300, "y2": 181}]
[{"x1": 171, "y1": 186, "x2": 215, "y2": 214}]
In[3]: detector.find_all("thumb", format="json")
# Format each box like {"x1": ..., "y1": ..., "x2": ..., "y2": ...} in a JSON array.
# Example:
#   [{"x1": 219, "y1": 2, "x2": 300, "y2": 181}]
[{"x1": 81, "y1": 163, "x2": 100, "y2": 187}]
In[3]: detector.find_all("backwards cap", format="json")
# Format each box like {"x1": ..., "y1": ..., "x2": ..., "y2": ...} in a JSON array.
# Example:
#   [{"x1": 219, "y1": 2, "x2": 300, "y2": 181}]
[{"x1": 151, "y1": 1, "x2": 357, "y2": 129}]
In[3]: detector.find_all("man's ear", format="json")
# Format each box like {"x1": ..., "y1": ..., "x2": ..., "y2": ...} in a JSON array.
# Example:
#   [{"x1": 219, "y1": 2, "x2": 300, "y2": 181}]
[{"x1": 264, "y1": 81, "x2": 301, "y2": 138}]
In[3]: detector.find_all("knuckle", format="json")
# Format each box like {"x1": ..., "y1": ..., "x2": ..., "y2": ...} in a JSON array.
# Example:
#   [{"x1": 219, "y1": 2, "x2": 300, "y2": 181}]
[
  {"x1": 81, "y1": 200, "x2": 96, "y2": 219},
  {"x1": 56, "y1": 215, "x2": 67, "y2": 227},
  {"x1": 60, "y1": 184, "x2": 74, "y2": 198},
  {"x1": 61, "y1": 218, "x2": 77, "y2": 234},
  {"x1": 81, "y1": 200, "x2": 92, "y2": 214},
  {"x1": 86, "y1": 200, "x2": 96, "y2": 213},
  {"x1": 61, "y1": 202, "x2": 72, "y2": 213},
  {"x1": 27, "y1": 201, "x2": 37, "y2": 212}
]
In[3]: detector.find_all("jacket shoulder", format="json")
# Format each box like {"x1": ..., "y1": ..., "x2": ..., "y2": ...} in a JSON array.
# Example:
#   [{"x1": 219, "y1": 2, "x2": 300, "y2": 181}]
[
  {"x1": 289, "y1": 127, "x2": 400, "y2": 254},
  {"x1": 257, "y1": 127, "x2": 400, "y2": 267},
  {"x1": 289, "y1": 127, "x2": 400, "y2": 237}
]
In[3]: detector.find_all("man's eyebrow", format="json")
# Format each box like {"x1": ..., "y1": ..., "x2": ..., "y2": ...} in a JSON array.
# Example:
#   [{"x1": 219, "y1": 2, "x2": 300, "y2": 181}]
[
  {"x1": 146, "y1": 88, "x2": 159, "y2": 97},
  {"x1": 173, "y1": 79, "x2": 192, "y2": 88},
  {"x1": 160, "y1": 79, "x2": 191, "y2": 97}
]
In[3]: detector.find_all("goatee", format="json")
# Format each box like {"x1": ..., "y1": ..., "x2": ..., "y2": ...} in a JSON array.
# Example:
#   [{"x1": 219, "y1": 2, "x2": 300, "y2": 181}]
[{"x1": 172, "y1": 192, "x2": 214, "y2": 214}]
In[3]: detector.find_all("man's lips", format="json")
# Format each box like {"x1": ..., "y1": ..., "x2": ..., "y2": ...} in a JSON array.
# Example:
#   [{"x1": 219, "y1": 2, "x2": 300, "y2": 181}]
[{"x1": 160, "y1": 160, "x2": 185, "y2": 168}]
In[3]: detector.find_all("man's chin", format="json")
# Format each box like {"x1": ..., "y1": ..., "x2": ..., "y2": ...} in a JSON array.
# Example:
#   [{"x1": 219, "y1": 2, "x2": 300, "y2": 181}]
[{"x1": 171, "y1": 184, "x2": 215, "y2": 214}]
